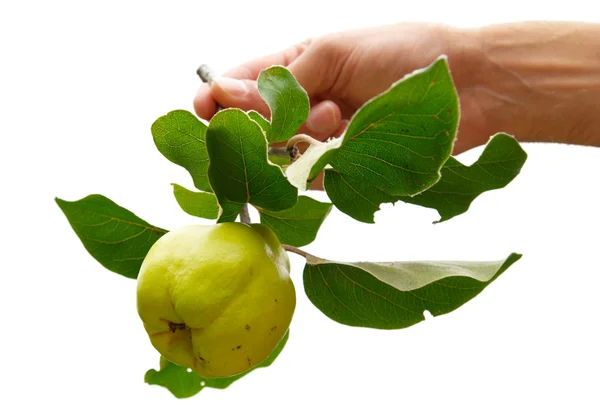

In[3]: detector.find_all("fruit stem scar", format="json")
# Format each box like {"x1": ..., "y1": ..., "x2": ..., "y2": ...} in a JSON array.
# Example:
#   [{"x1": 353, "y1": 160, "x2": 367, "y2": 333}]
[{"x1": 168, "y1": 322, "x2": 187, "y2": 333}]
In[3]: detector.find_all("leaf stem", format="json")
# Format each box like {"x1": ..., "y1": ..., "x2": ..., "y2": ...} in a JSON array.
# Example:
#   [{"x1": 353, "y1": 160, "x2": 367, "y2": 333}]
[
  {"x1": 282, "y1": 244, "x2": 309, "y2": 258},
  {"x1": 286, "y1": 134, "x2": 323, "y2": 150}
]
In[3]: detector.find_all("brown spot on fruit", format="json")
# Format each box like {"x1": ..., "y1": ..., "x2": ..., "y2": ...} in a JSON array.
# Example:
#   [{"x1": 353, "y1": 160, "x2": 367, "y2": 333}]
[
  {"x1": 236, "y1": 345, "x2": 242, "y2": 349},
  {"x1": 245, "y1": 325, "x2": 251, "y2": 331}
]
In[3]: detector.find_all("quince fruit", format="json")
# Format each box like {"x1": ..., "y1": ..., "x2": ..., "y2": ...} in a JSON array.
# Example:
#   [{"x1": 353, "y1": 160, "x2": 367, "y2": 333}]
[{"x1": 137, "y1": 222, "x2": 295, "y2": 378}]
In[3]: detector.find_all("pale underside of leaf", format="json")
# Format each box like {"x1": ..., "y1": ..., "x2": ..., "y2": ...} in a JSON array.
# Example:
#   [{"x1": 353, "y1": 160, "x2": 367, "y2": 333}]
[
  {"x1": 286, "y1": 138, "x2": 343, "y2": 190},
  {"x1": 303, "y1": 253, "x2": 522, "y2": 329}
]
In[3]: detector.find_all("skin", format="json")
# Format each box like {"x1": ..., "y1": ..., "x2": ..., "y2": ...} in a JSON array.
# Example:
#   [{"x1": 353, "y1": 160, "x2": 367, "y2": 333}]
[
  {"x1": 194, "y1": 21, "x2": 600, "y2": 188},
  {"x1": 137, "y1": 223, "x2": 295, "y2": 378}
]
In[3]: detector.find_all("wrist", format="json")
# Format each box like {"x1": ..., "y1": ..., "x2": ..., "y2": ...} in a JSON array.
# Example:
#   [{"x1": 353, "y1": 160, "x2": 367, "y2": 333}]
[{"x1": 464, "y1": 22, "x2": 600, "y2": 146}]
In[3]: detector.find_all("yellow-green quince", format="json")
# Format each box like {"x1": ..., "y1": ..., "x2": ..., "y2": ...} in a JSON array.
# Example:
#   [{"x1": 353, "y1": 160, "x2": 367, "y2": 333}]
[{"x1": 137, "y1": 222, "x2": 295, "y2": 378}]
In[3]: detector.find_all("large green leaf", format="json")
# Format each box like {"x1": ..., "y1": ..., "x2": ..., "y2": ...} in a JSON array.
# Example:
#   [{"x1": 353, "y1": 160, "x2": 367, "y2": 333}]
[
  {"x1": 397, "y1": 133, "x2": 527, "y2": 222},
  {"x1": 257, "y1": 66, "x2": 309, "y2": 143},
  {"x1": 323, "y1": 169, "x2": 396, "y2": 223},
  {"x1": 171, "y1": 184, "x2": 219, "y2": 220},
  {"x1": 329, "y1": 57, "x2": 458, "y2": 197},
  {"x1": 145, "y1": 330, "x2": 290, "y2": 399},
  {"x1": 151, "y1": 110, "x2": 212, "y2": 192},
  {"x1": 205, "y1": 109, "x2": 298, "y2": 222},
  {"x1": 303, "y1": 253, "x2": 521, "y2": 329},
  {"x1": 56, "y1": 195, "x2": 167, "y2": 279},
  {"x1": 258, "y1": 196, "x2": 332, "y2": 247},
  {"x1": 324, "y1": 133, "x2": 527, "y2": 223}
]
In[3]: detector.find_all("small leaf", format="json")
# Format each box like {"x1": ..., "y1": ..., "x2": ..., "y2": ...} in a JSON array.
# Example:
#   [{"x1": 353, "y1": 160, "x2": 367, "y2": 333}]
[
  {"x1": 206, "y1": 109, "x2": 298, "y2": 222},
  {"x1": 257, "y1": 66, "x2": 309, "y2": 143},
  {"x1": 151, "y1": 110, "x2": 212, "y2": 192},
  {"x1": 329, "y1": 57, "x2": 458, "y2": 197},
  {"x1": 172, "y1": 184, "x2": 219, "y2": 220},
  {"x1": 145, "y1": 330, "x2": 290, "y2": 399},
  {"x1": 56, "y1": 195, "x2": 167, "y2": 279},
  {"x1": 397, "y1": 133, "x2": 527, "y2": 222},
  {"x1": 303, "y1": 253, "x2": 521, "y2": 329},
  {"x1": 247, "y1": 110, "x2": 271, "y2": 137},
  {"x1": 286, "y1": 138, "x2": 343, "y2": 191},
  {"x1": 258, "y1": 196, "x2": 333, "y2": 247}
]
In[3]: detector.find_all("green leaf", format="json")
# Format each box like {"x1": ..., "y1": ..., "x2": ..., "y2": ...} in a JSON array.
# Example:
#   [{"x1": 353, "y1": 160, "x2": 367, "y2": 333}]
[
  {"x1": 397, "y1": 133, "x2": 527, "y2": 222},
  {"x1": 316, "y1": 57, "x2": 460, "y2": 222},
  {"x1": 151, "y1": 110, "x2": 212, "y2": 192},
  {"x1": 303, "y1": 253, "x2": 522, "y2": 329},
  {"x1": 323, "y1": 169, "x2": 396, "y2": 224},
  {"x1": 171, "y1": 184, "x2": 219, "y2": 220},
  {"x1": 258, "y1": 196, "x2": 333, "y2": 247},
  {"x1": 286, "y1": 138, "x2": 343, "y2": 190},
  {"x1": 206, "y1": 109, "x2": 298, "y2": 222},
  {"x1": 329, "y1": 57, "x2": 458, "y2": 197},
  {"x1": 247, "y1": 110, "x2": 271, "y2": 137},
  {"x1": 257, "y1": 66, "x2": 309, "y2": 143},
  {"x1": 55, "y1": 195, "x2": 167, "y2": 279},
  {"x1": 324, "y1": 134, "x2": 527, "y2": 223},
  {"x1": 145, "y1": 330, "x2": 290, "y2": 399}
]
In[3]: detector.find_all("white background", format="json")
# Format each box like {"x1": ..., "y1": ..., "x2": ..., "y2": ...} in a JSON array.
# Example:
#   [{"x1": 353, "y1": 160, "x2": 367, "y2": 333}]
[{"x1": 2, "y1": 1, "x2": 599, "y2": 412}]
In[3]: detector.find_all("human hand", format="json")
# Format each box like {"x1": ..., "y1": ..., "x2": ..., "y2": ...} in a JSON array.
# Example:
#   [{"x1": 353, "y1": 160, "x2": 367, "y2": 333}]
[{"x1": 193, "y1": 23, "x2": 484, "y2": 150}]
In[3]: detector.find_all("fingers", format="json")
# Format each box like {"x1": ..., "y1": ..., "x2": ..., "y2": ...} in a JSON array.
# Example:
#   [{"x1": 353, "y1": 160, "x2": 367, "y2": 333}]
[
  {"x1": 223, "y1": 40, "x2": 312, "y2": 80},
  {"x1": 300, "y1": 100, "x2": 342, "y2": 141},
  {"x1": 193, "y1": 40, "x2": 319, "y2": 121},
  {"x1": 193, "y1": 78, "x2": 270, "y2": 121}
]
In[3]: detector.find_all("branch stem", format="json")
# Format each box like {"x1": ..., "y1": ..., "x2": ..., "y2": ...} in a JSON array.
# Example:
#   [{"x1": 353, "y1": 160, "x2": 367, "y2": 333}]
[{"x1": 240, "y1": 204, "x2": 251, "y2": 224}]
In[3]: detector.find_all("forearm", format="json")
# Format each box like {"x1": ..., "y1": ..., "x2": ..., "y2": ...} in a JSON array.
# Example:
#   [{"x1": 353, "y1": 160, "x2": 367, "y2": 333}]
[{"x1": 455, "y1": 21, "x2": 600, "y2": 150}]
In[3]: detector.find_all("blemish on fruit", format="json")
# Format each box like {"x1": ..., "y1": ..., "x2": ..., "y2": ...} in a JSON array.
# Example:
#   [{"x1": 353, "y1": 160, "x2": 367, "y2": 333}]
[
  {"x1": 245, "y1": 324, "x2": 251, "y2": 331},
  {"x1": 236, "y1": 345, "x2": 242, "y2": 349},
  {"x1": 274, "y1": 298, "x2": 278, "y2": 302},
  {"x1": 270, "y1": 326, "x2": 277, "y2": 332},
  {"x1": 247, "y1": 357, "x2": 252, "y2": 367}
]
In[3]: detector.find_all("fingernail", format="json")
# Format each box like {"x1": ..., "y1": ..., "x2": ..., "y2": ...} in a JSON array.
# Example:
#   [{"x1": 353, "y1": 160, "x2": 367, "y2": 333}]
[
  {"x1": 213, "y1": 77, "x2": 249, "y2": 98},
  {"x1": 306, "y1": 102, "x2": 338, "y2": 133}
]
